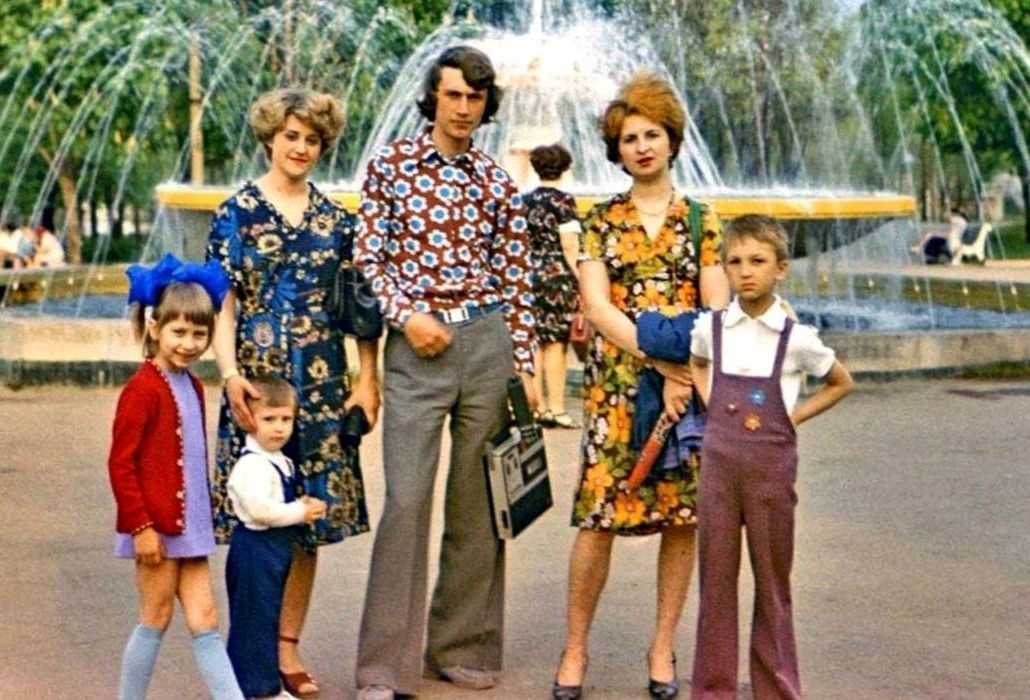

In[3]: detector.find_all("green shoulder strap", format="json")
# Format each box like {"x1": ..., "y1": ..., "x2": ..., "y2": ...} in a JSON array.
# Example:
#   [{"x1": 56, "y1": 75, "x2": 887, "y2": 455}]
[{"x1": 687, "y1": 196, "x2": 703, "y2": 255}]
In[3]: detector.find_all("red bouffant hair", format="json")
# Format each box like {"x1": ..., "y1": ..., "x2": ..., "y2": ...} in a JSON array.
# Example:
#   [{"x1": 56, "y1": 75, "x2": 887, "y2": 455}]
[{"x1": 600, "y1": 72, "x2": 686, "y2": 165}]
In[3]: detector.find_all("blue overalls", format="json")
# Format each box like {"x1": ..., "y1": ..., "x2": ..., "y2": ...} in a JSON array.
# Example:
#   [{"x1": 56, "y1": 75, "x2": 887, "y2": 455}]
[
  {"x1": 225, "y1": 452, "x2": 303, "y2": 697},
  {"x1": 691, "y1": 312, "x2": 802, "y2": 700}
]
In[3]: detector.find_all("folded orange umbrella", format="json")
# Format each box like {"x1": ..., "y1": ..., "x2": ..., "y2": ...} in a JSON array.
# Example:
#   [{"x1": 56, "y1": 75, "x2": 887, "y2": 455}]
[{"x1": 624, "y1": 412, "x2": 676, "y2": 490}]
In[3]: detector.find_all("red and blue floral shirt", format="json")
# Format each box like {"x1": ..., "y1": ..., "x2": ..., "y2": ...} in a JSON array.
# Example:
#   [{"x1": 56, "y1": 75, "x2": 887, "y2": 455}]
[{"x1": 355, "y1": 127, "x2": 535, "y2": 373}]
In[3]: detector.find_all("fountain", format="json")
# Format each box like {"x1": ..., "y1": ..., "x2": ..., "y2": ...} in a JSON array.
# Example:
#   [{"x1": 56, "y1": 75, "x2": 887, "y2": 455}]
[{"x1": 2, "y1": 0, "x2": 1029, "y2": 385}]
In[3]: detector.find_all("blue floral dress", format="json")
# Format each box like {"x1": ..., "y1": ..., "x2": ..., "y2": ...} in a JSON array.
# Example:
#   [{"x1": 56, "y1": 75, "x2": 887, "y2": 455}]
[{"x1": 206, "y1": 181, "x2": 369, "y2": 550}]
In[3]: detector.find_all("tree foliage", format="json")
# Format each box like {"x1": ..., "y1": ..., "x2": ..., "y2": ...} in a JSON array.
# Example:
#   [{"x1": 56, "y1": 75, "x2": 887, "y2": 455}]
[{"x1": 0, "y1": 0, "x2": 451, "y2": 261}]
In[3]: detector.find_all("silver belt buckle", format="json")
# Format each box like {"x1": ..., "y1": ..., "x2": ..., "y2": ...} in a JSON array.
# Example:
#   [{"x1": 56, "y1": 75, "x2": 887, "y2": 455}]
[{"x1": 440, "y1": 306, "x2": 470, "y2": 324}]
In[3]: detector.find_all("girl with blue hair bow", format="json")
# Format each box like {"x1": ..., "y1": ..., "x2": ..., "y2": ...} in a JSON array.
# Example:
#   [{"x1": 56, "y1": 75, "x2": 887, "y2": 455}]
[{"x1": 109, "y1": 255, "x2": 243, "y2": 699}]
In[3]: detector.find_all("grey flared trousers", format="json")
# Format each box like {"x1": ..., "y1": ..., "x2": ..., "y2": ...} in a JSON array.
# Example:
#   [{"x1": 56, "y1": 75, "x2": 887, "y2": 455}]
[{"x1": 356, "y1": 312, "x2": 514, "y2": 694}]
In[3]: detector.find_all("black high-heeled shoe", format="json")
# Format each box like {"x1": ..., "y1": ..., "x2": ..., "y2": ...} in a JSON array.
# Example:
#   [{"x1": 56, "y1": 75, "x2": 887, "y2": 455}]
[
  {"x1": 552, "y1": 680, "x2": 583, "y2": 700},
  {"x1": 647, "y1": 652, "x2": 679, "y2": 699},
  {"x1": 552, "y1": 651, "x2": 588, "y2": 700}
]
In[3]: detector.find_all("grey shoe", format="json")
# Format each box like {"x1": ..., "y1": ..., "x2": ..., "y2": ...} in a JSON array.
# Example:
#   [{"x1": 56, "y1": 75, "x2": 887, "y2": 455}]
[
  {"x1": 434, "y1": 665, "x2": 497, "y2": 690},
  {"x1": 355, "y1": 684, "x2": 395, "y2": 700}
]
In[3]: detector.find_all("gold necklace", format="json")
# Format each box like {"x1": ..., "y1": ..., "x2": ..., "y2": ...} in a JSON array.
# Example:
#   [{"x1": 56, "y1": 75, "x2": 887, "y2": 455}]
[{"x1": 632, "y1": 189, "x2": 675, "y2": 217}]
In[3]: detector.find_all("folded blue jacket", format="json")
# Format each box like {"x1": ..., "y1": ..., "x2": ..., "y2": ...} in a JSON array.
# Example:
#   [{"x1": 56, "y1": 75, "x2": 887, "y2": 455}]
[{"x1": 632, "y1": 309, "x2": 701, "y2": 452}]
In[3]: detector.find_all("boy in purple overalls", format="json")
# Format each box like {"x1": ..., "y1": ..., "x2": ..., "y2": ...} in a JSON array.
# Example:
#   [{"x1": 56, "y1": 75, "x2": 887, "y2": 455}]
[{"x1": 688, "y1": 214, "x2": 853, "y2": 699}]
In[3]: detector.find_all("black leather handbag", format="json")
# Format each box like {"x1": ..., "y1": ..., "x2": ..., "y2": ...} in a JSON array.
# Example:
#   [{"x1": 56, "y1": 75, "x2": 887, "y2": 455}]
[{"x1": 328, "y1": 261, "x2": 383, "y2": 340}]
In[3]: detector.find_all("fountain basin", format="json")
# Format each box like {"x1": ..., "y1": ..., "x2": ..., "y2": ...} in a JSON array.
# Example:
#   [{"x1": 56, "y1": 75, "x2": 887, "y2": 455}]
[
  {"x1": 155, "y1": 183, "x2": 917, "y2": 219},
  {"x1": 824, "y1": 328, "x2": 1030, "y2": 378},
  {"x1": 3, "y1": 308, "x2": 1029, "y2": 388},
  {"x1": 0, "y1": 316, "x2": 219, "y2": 387},
  {"x1": 154, "y1": 183, "x2": 917, "y2": 261}
]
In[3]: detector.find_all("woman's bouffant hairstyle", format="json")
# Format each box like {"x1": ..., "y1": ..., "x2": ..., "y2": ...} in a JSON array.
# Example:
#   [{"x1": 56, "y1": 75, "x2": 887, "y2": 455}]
[
  {"x1": 132, "y1": 282, "x2": 216, "y2": 359},
  {"x1": 416, "y1": 45, "x2": 502, "y2": 124},
  {"x1": 245, "y1": 375, "x2": 298, "y2": 415},
  {"x1": 600, "y1": 72, "x2": 686, "y2": 165},
  {"x1": 250, "y1": 88, "x2": 345, "y2": 156},
  {"x1": 723, "y1": 214, "x2": 791, "y2": 263},
  {"x1": 529, "y1": 143, "x2": 573, "y2": 181}
]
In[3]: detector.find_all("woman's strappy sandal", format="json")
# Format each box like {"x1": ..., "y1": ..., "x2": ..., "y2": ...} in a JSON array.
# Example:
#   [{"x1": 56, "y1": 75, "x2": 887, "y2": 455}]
[
  {"x1": 279, "y1": 635, "x2": 320, "y2": 698},
  {"x1": 550, "y1": 412, "x2": 581, "y2": 429}
]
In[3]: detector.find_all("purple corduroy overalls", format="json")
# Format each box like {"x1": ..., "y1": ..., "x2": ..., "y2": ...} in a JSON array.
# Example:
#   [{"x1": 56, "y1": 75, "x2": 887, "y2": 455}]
[{"x1": 691, "y1": 311, "x2": 802, "y2": 700}]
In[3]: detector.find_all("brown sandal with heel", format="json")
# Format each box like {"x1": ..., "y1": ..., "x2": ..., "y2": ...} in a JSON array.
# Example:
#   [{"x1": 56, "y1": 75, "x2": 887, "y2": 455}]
[{"x1": 279, "y1": 635, "x2": 320, "y2": 698}]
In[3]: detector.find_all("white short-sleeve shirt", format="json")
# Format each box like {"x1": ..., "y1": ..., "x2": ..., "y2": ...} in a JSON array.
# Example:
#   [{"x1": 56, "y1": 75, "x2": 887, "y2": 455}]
[{"x1": 690, "y1": 296, "x2": 836, "y2": 413}]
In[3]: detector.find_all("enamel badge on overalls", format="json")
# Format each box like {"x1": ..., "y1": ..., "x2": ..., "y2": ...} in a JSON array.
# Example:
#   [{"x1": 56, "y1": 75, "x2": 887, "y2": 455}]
[{"x1": 744, "y1": 412, "x2": 762, "y2": 431}]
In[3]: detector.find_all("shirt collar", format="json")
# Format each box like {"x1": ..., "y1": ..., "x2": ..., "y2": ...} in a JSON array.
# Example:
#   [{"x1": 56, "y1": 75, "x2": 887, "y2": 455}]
[
  {"x1": 723, "y1": 295, "x2": 787, "y2": 331},
  {"x1": 244, "y1": 434, "x2": 290, "y2": 467},
  {"x1": 413, "y1": 127, "x2": 488, "y2": 183}
]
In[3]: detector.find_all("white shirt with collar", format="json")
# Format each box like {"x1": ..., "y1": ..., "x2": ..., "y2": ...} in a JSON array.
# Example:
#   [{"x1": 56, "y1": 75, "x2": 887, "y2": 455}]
[
  {"x1": 690, "y1": 296, "x2": 836, "y2": 413},
  {"x1": 227, "y1": 434, "x2": 308, "y2": 531}
]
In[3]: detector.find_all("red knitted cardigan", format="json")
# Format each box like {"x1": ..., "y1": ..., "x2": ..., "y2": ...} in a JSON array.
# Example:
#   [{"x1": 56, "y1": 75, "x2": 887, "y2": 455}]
[{"x1": 108, "y1": 360, "x2": 207, "y2": 535}]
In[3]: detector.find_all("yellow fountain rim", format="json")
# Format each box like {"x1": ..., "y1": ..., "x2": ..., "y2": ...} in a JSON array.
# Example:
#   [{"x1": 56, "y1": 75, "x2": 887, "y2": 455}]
[{"x1": 155, "y1": 184, "x2": 916, "y2": 220}]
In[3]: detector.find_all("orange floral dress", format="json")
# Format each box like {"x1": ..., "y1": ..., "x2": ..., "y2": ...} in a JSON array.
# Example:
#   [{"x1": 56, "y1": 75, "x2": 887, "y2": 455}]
[{"x1": 572, "y1": 192, "x2": 723, "y2": 534}]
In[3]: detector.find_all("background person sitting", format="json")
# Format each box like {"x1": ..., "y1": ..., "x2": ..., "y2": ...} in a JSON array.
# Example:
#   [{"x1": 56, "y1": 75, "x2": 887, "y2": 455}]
[
  {"x1": 24, "y1": 224, "x2": 66, "y2": 268},
  {"x1": 911, "y1": 208, "x2": 967, "y2": 265},
  {"x1": 0, "y1": 221, "x2": 28, "y2": 269}
]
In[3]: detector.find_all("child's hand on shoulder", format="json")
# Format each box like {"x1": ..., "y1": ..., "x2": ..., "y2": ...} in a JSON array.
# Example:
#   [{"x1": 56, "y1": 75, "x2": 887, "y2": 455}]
[
  {"x1": 133, "y1": 526, "x2": 165, "y2": 566},
  {"x1": 300, "y1": 495, "x2": 327, "y2": 523}
]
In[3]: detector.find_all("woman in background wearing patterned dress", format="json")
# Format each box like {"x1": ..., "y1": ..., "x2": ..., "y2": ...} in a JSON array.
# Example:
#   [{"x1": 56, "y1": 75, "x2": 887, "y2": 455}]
[
  {"x1": 207, "y1": 88, "x2": 380, "y2": 698},
  {"x1": 525, "y1": 143, "x2": 582, "y2": 429},
  {"x1": 551, "y1": 74, "x2": 730, "y2": 700}
]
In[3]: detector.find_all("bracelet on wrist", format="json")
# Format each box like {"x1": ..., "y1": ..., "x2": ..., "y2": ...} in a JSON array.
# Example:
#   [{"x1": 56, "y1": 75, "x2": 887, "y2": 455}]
[{"x1": 221, "y1": 367, "x2": 240, "y2": 381}]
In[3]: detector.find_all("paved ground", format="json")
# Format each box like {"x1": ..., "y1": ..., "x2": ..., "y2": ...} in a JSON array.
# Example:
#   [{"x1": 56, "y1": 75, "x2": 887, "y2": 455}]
[{"x1": 2, "y1": 378, "x2": 1029, "y2": 699}]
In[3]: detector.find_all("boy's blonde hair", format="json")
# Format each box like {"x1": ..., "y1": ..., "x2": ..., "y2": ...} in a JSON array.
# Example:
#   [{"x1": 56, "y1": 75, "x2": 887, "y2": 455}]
[
  {"x1": 132, "y1": 282, "x2": 216, "y2": 358},
  {"x1": 723, "y1": 214, "x2": 790, "y2": 263},
  {"x1": 245, "y1": 375, "x2": 298, "y2": 416}
]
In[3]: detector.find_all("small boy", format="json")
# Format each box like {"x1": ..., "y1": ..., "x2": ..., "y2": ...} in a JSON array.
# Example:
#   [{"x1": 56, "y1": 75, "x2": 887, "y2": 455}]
[
  {"x1": 224, "y1": 376, "x2": 326, "y2": 700},
  {"x1": 688, "y1": 214, "x2": 853, "y2": 699}
]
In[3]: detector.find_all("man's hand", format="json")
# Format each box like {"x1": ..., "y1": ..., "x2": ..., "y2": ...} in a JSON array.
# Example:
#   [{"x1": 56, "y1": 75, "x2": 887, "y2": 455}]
[
  {"x1": 226, "y1": 374, "x2": 261, "y2": 433},
  {"x1": 403, "y1": 312, "x2": 453, "y2": 358}
]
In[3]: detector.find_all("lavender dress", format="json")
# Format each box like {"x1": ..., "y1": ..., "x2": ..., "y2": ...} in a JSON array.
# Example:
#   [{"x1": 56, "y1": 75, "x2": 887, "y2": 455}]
[{"x1": 114, "y1": 368, "x2": 216, "y2": 559}]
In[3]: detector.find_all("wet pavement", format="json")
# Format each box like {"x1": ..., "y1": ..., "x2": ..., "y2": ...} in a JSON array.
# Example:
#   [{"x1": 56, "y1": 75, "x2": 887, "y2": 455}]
[{"x1": 1, "y1": 378, "x2": 1029, "y2": 698}]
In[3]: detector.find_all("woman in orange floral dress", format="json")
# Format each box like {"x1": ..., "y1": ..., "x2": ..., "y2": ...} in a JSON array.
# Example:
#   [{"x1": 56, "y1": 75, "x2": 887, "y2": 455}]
[{"x1": 552, "y1": 74, "x2": 730, "y2": 700}]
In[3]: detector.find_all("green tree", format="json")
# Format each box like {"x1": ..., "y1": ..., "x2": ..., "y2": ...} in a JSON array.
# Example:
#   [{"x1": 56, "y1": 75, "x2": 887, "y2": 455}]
[
  {"x1": 856, "y1": 0, "x2": 1030, "y2": 237},
  {"x1": 0, "y1": 0, "x2": 451, "y2": 262}
]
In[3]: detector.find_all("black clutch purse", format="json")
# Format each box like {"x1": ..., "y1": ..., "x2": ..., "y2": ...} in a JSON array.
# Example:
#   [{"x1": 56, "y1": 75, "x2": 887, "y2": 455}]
[
  {"x1": 328, "y1": 261, "x2": 383, "y2": 340},
  {"x1": 339, "y1": 404, "x2": 371, "y2": 447}
]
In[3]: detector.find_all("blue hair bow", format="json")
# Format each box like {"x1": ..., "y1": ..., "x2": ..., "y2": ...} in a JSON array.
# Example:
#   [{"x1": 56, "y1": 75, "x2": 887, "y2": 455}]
[{"x1": 126, "y1": 253, "x2": 231, "y2": 309}]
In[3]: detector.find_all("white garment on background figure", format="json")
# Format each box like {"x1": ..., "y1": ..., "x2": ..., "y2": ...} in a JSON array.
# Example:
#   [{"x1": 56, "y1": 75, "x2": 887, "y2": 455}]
[{"x1": 946, "y1": 212, "x2": 968, "y2": 265}]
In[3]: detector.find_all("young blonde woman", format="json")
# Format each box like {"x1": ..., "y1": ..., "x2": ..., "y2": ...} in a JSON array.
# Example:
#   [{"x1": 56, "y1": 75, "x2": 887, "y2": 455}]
[{"x1": 207, "y1": 88, "x2": 380, "y2": 698}]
